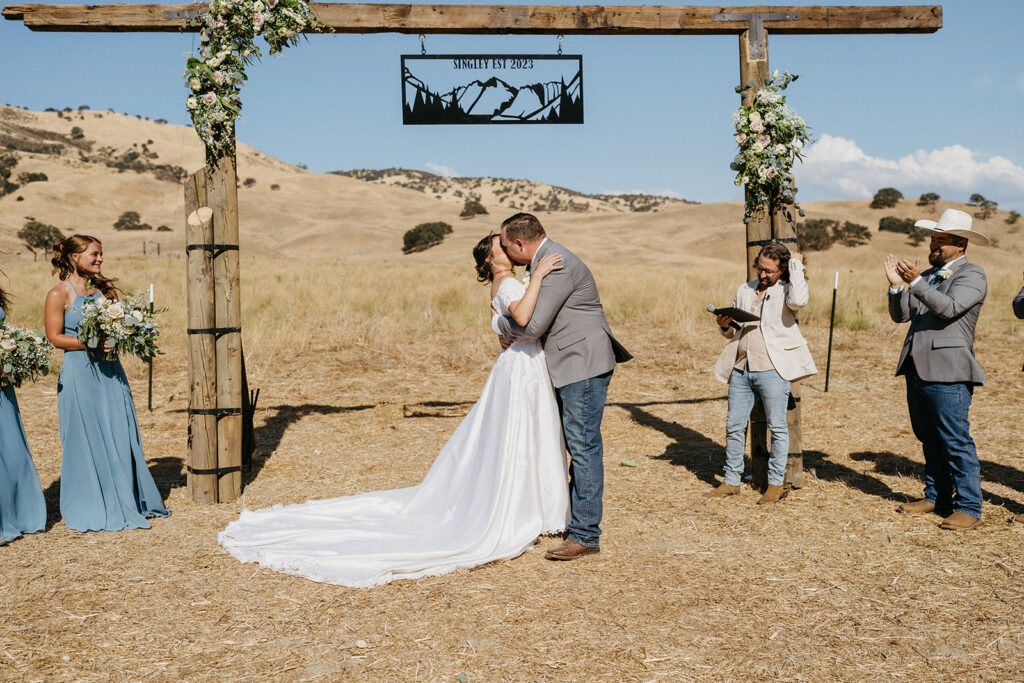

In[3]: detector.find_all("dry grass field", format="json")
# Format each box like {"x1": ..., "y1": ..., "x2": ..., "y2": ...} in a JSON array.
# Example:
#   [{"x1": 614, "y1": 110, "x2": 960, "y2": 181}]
[{"x1": 3, "y1": 108, "x2": 1024, "y2": 680}]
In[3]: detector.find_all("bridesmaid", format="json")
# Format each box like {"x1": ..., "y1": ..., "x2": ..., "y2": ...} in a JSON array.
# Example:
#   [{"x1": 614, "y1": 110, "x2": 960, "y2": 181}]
[
  {"x1": 0, "y1": 286, "x2": 47, "y2": 545},
  {"x1": 44, "y1": 235, "x2": 169, "y2": 532}
]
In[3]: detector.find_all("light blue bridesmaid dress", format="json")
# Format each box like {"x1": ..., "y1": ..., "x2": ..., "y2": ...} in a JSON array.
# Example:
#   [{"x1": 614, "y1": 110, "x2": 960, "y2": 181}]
[
  {"x1": 0, "y1": 307, "x2": 47, "y2": 543},
  {"x1": 58, "y1": 283, "x2": 169, "y2": 532}
]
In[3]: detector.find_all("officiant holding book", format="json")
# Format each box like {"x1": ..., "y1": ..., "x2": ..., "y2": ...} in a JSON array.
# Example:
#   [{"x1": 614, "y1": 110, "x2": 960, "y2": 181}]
[{"x1": 707, "y1": 243, "x2": 817, "y2": 504}]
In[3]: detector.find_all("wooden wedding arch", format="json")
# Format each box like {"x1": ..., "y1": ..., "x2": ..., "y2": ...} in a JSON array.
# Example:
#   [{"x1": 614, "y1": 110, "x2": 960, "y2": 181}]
[{"x1": 3, "y1": 3, "x2": 942, "y2": 503}]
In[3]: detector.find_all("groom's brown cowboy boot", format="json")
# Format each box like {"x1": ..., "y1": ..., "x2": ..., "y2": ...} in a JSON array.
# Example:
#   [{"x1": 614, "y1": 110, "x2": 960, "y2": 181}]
[{"x1": 544, "y1": 539, "x2": 599, "y2": 561}]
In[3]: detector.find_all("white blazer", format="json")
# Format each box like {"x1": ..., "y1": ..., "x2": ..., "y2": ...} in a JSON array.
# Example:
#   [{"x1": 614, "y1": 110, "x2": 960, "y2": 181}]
[{"x1": 714, "y1": 259, "x2": 818, "y2": 383}]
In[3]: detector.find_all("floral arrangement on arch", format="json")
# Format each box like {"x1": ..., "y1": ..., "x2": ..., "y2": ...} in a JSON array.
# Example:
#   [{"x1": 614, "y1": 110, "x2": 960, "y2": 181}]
[
  {"x1": 730, "y1": 70, "x2": 811, "y2": 224},
  {"x1": 184, "y1": 0, "x2": 322, "y2": 162}
]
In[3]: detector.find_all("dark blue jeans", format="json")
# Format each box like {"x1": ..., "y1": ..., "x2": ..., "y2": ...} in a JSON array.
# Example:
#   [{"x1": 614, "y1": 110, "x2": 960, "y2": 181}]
[
  {"x1": 905, "y1": 364, "x2": 982, "y2": 518},
  {"x1": 556, "y1": 370, "x2": 612, "y2": 549}
]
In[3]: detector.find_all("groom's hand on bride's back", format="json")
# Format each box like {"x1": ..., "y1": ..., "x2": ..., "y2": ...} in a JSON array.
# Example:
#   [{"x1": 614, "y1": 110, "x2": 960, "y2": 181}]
[{"x1": 498, "y1": 336, "x2": 512, "y2": 351}]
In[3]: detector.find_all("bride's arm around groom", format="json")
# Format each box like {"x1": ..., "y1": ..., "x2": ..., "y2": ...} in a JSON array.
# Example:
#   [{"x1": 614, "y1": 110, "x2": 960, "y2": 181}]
[{"x1": 491, "y1": 214, "x2": 631, "y2": 389}]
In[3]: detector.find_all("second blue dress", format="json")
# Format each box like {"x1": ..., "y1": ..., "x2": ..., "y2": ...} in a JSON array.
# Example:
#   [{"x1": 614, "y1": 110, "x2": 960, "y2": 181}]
[
  {"x1": 0, "y1": 307, "x2": 47, "y2": 543},
  {"x1": 58, "y1": 286, "x2": 169, "y2": 532}
]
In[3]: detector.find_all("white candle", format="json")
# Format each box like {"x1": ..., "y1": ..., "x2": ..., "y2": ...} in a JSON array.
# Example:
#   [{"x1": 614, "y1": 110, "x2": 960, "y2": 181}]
[
  {"x1": 149, "y1": 283, "x2": 154, "y2": 303},
  {"x1": 833, "y1": 271, "x2": 839, "y2": 290}
]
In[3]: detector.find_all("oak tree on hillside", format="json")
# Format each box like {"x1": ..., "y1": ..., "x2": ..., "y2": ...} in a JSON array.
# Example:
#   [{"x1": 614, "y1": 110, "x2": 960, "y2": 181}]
[
  {"x1": 114, "y1": 211, "x2": 152, "y2": 231},
  {"x1": 917, "y1": 192, "x2": 940, "y2": 210},
  {"x1": 870, "y1": 187, "x2": 903, "y2": 209},
  {"x1": 403, "y1": 222, "x2": 453, "y2": 254},
  {"x1": 460, "y1": 197, "x2": 488, "y2": 218},
  {"x1": 18, "y1": 218, "x2": 64, "y2": 261},
  {"x1": 968, "y1": 193, "x2": 998, "y2": 219}
]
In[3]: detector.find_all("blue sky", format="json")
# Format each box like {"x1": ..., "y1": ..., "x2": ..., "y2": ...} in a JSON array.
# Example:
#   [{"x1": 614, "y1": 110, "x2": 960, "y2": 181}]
[{"x1": 2, "y1": 0, "x2": 1022, "y2": 209}]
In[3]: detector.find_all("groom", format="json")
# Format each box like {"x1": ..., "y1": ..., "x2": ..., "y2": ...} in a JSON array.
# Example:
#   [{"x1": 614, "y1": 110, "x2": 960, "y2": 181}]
[{"x1": 492, "y1": 213, "x2": 632, "y2": 560}]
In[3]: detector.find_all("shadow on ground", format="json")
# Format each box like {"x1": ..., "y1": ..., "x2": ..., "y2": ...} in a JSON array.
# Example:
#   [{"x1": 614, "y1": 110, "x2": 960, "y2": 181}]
[
  {"x1": 246, "y1": 403, "x2": 375, "y2": 487},
  {"x1": 613, "y1": 396, "x2": 727, "y2": 486}
]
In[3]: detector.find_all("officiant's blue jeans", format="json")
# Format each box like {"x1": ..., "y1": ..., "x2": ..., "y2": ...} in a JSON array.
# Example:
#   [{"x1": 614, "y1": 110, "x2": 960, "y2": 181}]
[
  {"x1": 724, "y1": 368, "x2": 790, "y2": 487},
  {"x1": 905, "y1": 365, "x2": 982, "y2": 518},
  {"x1": 556, "y1": 370, "x2": 612, "y2": 549}
]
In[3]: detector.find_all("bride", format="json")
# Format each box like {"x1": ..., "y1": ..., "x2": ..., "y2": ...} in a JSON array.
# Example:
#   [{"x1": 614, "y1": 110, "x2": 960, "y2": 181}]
[{"x1": 218, "y1": 233, "x2": 570, "y2": 587}]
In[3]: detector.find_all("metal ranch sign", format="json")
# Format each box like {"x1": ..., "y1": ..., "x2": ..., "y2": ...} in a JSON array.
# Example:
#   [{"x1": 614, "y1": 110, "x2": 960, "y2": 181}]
[{"x1": 401, "y1": 54, "x2": 583, "y2": 124}]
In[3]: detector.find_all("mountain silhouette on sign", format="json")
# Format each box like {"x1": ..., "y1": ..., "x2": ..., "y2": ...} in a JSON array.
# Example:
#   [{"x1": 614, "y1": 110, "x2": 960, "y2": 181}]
[{"x1": 403, "y1": 66, "x2": 583, "y2": 124}]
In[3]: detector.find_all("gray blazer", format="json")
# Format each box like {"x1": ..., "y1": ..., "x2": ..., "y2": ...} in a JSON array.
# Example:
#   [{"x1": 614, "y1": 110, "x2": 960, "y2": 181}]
[
  {"x1": 495, "y1": 239, "x2": 631, "y2": 388},
  {"x1": 888, "y1": 257, "x2": 986, "y2": 384}
]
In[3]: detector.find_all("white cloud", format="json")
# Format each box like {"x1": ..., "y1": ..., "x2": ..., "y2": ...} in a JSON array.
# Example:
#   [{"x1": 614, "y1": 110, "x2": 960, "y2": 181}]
[
  {"x1": 424, "y1": 162, "x2": 458, "y2": 177},
  {"x1": 799, "y1": 134, "x2": 1024, "y2": 206}
]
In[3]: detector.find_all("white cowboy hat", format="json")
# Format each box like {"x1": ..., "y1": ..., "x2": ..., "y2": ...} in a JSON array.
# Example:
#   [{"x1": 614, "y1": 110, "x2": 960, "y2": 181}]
[{"x1": 914, "y1": 208, "x2": 990, "y2": 246}]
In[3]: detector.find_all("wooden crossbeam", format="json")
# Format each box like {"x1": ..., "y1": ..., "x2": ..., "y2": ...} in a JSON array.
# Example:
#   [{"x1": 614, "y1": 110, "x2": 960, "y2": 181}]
[{"x1": 2, "y1": 4, "x2": 941, "y2": 34}]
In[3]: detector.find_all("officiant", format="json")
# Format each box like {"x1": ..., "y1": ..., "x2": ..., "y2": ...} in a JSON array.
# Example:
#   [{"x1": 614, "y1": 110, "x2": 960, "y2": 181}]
[{"x1": 707, "y1": 243, "x2": 818, "y2": 505}]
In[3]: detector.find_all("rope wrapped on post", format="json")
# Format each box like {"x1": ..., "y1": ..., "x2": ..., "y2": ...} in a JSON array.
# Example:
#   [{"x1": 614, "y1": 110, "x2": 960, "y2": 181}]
[
  {"x1": 186, "y1": 243, "x2": 240, "y2": 259},
  {"x1": 189, "y1": 407, "x2": 242, "y2": 417},
  {"x1": 186, "y1": 465, "x2": 242, "y2": 477},
  {"x1": 746, "y1": 237, "x2": 798, "y2": 248},
  {"x1": 187, "y1": 327, "x2": 242, "y2": 337}
]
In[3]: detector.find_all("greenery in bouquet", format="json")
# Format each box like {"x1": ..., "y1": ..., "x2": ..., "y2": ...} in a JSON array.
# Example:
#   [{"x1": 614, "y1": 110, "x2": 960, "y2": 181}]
[
  {"x1": 730, "y1": 71, "x2": 812, "y2": 224},
  {"x1": 0, "y1": 323, "x2": 54, "y2": 389},
  {"x1": 183, "y1": 0, "x2": 322, "y2": 162},
  {"x1": 77, "y1": 292, "x2": 165, "y2": 362}
]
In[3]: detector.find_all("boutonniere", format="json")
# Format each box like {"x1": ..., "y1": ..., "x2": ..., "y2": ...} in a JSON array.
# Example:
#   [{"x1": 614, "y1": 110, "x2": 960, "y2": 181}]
[
  {"x1": 521, "y1": 269, "x2": 531, "y2": 287},
  {"x1": 936, "y1": 268, "x2": 953, "y2": 281}
]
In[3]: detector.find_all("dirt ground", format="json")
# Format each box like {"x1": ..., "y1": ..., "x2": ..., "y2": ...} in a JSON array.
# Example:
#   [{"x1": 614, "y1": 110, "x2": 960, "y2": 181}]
[{"x1": 3, "y1": 305, "x2": 1024, "y2": 681}]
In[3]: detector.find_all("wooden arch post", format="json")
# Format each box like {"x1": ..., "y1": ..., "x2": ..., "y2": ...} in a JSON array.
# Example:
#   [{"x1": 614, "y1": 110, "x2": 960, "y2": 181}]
[{"x1": 184, "y1": 156, "x2": 244, "y2": 502}]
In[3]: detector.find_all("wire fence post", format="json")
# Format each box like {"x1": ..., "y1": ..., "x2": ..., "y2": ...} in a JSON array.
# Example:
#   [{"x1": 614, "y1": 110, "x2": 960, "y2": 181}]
[
  {"x1": 824, "y1": 271, "x2": 838, "y2": 392},
  {"x1": 147, "y1": 283, "x2": 154, "y2": 411}
]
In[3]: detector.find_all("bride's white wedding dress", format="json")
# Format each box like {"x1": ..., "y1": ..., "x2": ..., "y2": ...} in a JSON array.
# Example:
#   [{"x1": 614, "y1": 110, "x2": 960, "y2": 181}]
[{"x1": 219, "y1": 277, "x2": 570, "y2": 587}]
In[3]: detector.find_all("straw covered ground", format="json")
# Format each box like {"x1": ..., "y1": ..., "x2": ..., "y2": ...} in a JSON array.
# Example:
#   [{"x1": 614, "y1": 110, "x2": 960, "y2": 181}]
[{"x1": 2, "y1": 234, "x2": 1024, "y2": 682}]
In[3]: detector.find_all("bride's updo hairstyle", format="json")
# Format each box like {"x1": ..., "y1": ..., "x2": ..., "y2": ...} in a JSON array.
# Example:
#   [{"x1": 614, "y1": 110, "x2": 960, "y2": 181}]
[
  {"x1": 473, "y1": 232, "x2": 499, "y2": 283},
  {"x1": 51, "y1": 234, "x2": 121, "y2": 299}
]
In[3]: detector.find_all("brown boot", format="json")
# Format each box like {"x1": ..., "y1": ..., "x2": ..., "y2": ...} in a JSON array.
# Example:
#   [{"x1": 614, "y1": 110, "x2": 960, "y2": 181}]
[
  {"x1": 544, "y1": 539, "x2": 599, "y2": 561},
  {"x1": 757, "y1": 485, "x2": 787, "y2": 505},
  {"x1": 939, "y1": 511, "x2": 981, "y2": 530},
  {"x1": 704, "y1": 482, "x2": 741, "y2": 498},
  {"x1": 1013, "y1": 514, "x2": 1024, "y2": 525},
  {"x1": 897, "y1": 499, "x2": 936, "y2": 514}
]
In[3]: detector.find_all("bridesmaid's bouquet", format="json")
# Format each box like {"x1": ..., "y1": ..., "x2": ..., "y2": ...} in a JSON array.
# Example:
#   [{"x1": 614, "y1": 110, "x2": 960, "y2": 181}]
[
  {"x1": 78, "y1": 292, "x2": 164, "y2": 362},
  {"x1": 0, "y1": 323, "x2": 54, "y2": 388}
]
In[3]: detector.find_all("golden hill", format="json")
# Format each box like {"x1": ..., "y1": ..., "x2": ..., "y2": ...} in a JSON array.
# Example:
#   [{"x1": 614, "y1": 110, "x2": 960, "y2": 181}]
[{"x1": 1, "y1": 105, "x2": 1021, "y2": 276}]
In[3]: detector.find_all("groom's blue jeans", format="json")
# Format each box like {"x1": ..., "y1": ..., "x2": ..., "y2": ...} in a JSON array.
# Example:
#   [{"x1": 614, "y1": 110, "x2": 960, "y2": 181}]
[{"x1": 556, "y1": 370, "x2": 612, "y2": 549}]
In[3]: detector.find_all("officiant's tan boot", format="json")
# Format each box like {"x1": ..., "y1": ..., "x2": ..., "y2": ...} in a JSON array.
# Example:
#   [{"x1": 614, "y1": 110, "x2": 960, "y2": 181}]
[
  {"x1": 704, "y1": 483, "x2": 741, "y2": 498},
  {"x1": 897, "y1": 499, "x2": 936, "y2": 515},
  {"x1": 757, "y1": 485, "x2": 787, "y2": 505},
  {"x1": 939, "y1": 511, "x2": 981, "y2": 530}
]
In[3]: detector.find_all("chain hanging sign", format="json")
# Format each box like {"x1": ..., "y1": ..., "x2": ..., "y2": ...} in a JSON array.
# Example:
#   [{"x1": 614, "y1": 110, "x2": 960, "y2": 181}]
[{"x1": 401, "y1": 54, "x2": 583, "y2": 125}]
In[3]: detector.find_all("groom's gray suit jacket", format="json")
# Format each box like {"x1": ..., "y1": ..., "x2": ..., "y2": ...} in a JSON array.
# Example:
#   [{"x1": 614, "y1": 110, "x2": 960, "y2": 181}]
[
  {"x1": 495, "y1": 239, "x2": 631, "y2": 388},
  {"x1": 888, "y1": 256, "x2": 986, "y2": 384}
]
